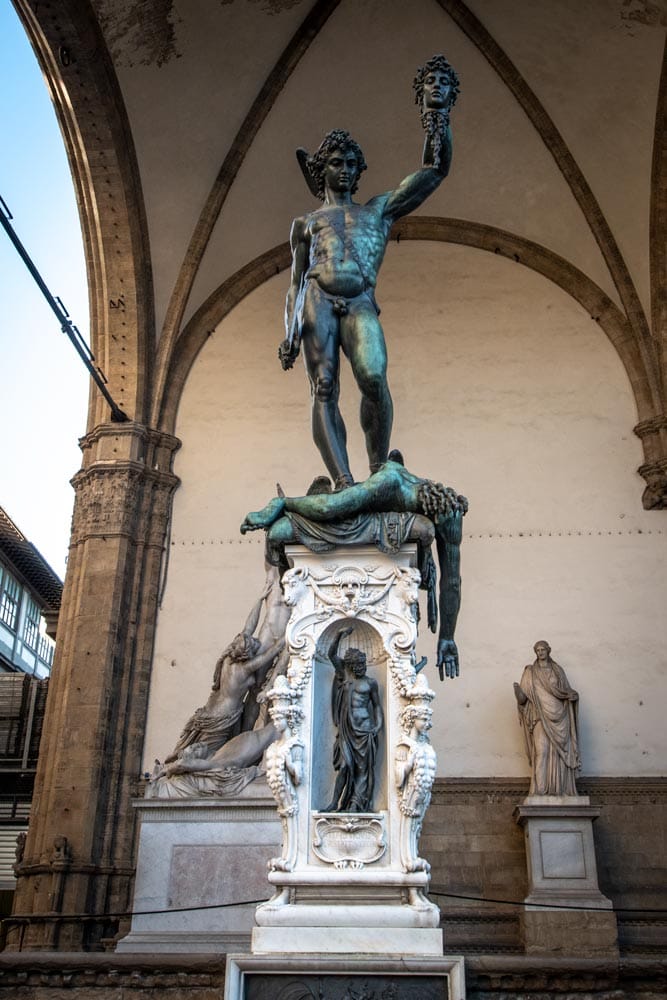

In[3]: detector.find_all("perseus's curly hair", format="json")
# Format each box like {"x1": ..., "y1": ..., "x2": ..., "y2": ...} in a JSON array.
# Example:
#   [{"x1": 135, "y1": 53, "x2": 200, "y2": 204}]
[
  {"x1": 308, "y1": 130, "x2": 367, "y2": 200},
  {"x1": 413, "y1": 54, "x2": 460, "y2": 107}
]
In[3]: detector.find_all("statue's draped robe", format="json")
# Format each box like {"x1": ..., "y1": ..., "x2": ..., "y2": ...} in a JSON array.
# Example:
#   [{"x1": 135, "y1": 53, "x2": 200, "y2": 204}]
[
  {"x1": 146, "y1": 763, "x2": 261, "y2": 800},
  {"x1": 517, "y1": 660, "x2": 580, "y2": 796},
  {"x1": 330, "y1": 672, "x2": 378, "y2": 812}
]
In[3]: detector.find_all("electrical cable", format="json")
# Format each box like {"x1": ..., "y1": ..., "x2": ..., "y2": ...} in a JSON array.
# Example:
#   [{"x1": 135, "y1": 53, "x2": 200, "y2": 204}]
[{"x1": 4, "y1": 892, "x2": 666, "y2": 925}]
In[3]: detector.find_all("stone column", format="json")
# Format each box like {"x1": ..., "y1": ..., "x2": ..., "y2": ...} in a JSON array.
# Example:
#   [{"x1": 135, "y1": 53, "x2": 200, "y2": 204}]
[{"x1": 7, "y1": 422, "x2": 180, "y2": 951}]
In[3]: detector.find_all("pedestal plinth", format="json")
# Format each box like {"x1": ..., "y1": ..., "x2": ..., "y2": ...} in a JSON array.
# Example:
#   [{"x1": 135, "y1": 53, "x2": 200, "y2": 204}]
[
  {"x1": 514, "y1": 796, "x2": 618, "y2": 957},
  {"x1": 116, "y1": 785, "x2": 281, "y2": 954}
]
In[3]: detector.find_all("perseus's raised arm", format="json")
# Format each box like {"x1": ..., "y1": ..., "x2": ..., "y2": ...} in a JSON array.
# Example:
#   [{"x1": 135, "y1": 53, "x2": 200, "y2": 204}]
[{"x1": 382, "y1": 125, "x2": 452, "y2": 223}]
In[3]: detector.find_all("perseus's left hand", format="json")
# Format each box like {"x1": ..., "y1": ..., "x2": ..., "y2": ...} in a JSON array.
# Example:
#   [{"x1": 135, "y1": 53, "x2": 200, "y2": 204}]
[{"x1": 437, "y1": 639, "x2": 459, "y2": 680}]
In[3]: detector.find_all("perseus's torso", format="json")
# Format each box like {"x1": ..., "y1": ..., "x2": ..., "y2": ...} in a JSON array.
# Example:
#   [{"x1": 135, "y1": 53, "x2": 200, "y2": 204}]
[{"x1": 305, "y1": 200, "x2": 392, "y2": 297}]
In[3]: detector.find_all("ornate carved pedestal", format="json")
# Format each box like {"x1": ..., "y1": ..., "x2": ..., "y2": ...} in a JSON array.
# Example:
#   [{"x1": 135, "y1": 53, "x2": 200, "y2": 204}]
[
  {"x1": 224, "y1": 544, "x2": 465, "y2": 999},
  {"x1": 252, "y1": 544, "x2": 442, "y2": 954},
  {"x1": 514, "y1": 796, "x2": 618, "y2": 958}
]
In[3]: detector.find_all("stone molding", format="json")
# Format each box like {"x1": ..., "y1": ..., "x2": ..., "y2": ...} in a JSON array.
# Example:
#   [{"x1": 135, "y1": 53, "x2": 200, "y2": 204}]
[
  {"x1": 133, "y1": 799, "x2": 278, "y2": 824},
  {"x1": 0, "y1": 951, "x2": 664, "y2": 995},
  {"x1": 430, "y1": 776, "x2": 667, "y2": 801}
]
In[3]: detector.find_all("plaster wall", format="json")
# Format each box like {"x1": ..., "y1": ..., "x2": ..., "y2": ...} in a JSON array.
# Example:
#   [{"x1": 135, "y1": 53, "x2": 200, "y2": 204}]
[{"x1": 144, "y1": 241, "x2": 667, "y2": 778}]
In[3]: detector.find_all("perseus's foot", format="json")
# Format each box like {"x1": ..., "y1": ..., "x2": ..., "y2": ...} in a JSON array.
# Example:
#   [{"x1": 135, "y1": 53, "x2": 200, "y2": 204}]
[
  {"x1": 240, "y1": 496, "x2": 287, "y2": 533},
  {"x1": 334, "y1": 473, "x2": 354, "y2": 492}
]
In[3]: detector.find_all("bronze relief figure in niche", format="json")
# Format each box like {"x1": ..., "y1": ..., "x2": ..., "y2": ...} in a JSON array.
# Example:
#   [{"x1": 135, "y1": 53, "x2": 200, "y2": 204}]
[{"x1": 324, "y1": 623, "x2": 384, "y2": 813}]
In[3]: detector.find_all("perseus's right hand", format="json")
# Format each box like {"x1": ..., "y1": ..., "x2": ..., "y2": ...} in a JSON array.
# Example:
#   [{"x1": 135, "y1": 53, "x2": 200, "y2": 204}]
[{"x1": 278, "y1": 338, "x2": 300, "y2": 371}]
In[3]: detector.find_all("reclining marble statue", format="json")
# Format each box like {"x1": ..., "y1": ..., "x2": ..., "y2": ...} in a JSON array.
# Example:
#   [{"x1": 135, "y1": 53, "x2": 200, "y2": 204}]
[
  {"x1": 147, "y1": 566, "x2": 290, "y2": 797},
  {"x1": 514, "y1": 640, "x2": 581, "y2": 797},
  {"x1": 279, "y1": 55, "x2": 460, "y2": 491}
]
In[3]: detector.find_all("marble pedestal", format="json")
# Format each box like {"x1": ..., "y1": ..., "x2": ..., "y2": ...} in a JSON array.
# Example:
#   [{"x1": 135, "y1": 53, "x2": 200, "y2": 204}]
[
  {"x1": 514, "y1": 796, "x2": 618, "y2": 957},
  {"x1": 116, "y1": 783, "x2": 281, "y2": 953},
  {"x1": 251, "y1": 544, "x2": 444, "y2": 959}
]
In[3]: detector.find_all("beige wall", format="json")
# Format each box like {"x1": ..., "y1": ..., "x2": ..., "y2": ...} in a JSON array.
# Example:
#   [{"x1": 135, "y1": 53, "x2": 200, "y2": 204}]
[{"x1": 144, "y1": 242, "x2": 667, "y2": 777}]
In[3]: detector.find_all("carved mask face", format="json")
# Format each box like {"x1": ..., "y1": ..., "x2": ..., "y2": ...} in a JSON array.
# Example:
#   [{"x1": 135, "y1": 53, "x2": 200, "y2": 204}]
[
  {"x1": 272, "y1": 713, "x2": 288, "y2": 734},
  {"x1": 414, "y1": 713, "x2": 432, "y2": 734}
]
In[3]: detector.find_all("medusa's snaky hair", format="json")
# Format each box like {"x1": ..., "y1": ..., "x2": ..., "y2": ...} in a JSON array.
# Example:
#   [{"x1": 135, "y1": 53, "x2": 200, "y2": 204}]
[{"x1": 413, "y1": 54, "x2": 460, "y2": 107}]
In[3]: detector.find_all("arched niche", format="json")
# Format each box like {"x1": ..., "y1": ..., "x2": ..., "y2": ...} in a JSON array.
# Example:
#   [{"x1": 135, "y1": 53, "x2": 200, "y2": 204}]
[{"x1": 311, "y1": 619, "x2": 388, "y2": 814}]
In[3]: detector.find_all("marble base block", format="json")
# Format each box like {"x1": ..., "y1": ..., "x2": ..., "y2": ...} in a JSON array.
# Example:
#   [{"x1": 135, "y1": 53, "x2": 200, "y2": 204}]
[
  {"x1": 225, "y1": 952, "x2": 466, "y2": 999},
  {"x1": 252, "y1": 925, "x2": 444, "y2": 955},
  {"x1": 116, "y1": 784, "x2": 280, "y2": 954},
  {"x1": 514, "y1": 796, "x2": 618, "y2": 957}
]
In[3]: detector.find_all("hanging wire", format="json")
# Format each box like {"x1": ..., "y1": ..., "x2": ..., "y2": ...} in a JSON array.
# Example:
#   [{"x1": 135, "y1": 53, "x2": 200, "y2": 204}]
[{"x1": 0, "y1": 194, "x2": 128, "y2": 422}]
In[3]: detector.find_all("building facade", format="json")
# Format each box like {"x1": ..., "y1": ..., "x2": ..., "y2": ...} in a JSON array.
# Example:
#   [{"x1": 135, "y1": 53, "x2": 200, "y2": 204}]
[{"x1": 0, "y1": 507, "x2": 60, "y2": 925}]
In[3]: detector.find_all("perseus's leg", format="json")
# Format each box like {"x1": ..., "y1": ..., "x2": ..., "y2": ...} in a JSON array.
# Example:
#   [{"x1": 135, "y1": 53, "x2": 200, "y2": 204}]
[
  {"x1": 301, "y1": 286, "x2": 353, "y2": 487},
  {"x1": 341, "y1": 303, "x2": 393, "y2": 473}
]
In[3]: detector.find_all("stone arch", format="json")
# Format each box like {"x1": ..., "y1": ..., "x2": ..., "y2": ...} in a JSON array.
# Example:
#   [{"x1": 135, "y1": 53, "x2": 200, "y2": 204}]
[{"x1": 14, "y1": 0, "x2": 154, "y2": 426}]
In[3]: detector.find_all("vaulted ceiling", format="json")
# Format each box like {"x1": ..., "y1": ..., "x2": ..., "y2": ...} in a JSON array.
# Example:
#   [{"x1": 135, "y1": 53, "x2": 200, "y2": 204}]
[{"x1": 15, "y1": 0, "x2": 667, "y2": 502}]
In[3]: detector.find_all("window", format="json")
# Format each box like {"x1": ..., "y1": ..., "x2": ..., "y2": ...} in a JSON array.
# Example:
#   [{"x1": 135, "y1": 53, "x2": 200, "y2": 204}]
[
  {"x1": 23, "y1": 597, "x2": 40, "y2": 650},
  {"x1": 0, "y1": 572, "x2": 20, "y2": 630},
  {"x1": 38, "y1": 632, "x2": 54, "y2": 666}
]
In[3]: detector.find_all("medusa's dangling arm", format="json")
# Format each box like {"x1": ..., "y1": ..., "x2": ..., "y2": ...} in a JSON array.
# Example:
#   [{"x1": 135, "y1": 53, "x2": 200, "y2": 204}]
[{"x1": 435, "y1": 510, "x2": 463, "y2": 680}]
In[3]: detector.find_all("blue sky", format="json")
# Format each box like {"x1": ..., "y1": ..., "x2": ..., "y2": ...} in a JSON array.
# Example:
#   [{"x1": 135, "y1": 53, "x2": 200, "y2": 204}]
[{"x1": 0, "y1": 0, "x2": 89, "y2": 578}]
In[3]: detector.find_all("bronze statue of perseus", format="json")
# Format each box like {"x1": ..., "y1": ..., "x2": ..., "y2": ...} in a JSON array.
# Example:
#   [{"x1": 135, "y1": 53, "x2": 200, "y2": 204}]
[{"x1": 279, "y1": 56, "x2": 460, "y2": 491}]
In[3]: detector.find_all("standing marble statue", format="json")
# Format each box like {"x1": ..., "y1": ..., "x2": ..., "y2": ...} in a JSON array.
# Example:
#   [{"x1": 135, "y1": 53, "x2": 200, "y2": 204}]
[
  {"x1": 279, "y1": 56, "x2": 459, "y2": 490},
  {"x1": 324, "y1": 624, "x2": 383, "y2": 813},
  {"x1": 514, "y1": 640, "x2": 581, "y2": 796}
]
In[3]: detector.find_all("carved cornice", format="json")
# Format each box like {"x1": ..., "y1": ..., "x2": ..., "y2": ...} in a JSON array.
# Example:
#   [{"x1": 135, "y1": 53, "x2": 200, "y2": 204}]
[
  {"x1": 70, "y1": 461, "x2": 179, "y2": 545},
  {"x1": 431, "y1": 776, "x2": 667, "y2": 803},
  {"x1": 634, "y1": 414, "x2": 667, "y2": 439},
  {"x1": 80, "y1": 421, "x2": 181, "y2": 456}
]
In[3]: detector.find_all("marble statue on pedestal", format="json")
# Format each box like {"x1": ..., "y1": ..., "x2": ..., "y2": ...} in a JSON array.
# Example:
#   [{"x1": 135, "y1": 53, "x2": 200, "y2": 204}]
[
  {"x1": 513, "y1": 643, "x2": 615, "y2": 955},
  {"x1": 514, "y1": 640, "x2": 581, "y2": 797}
]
